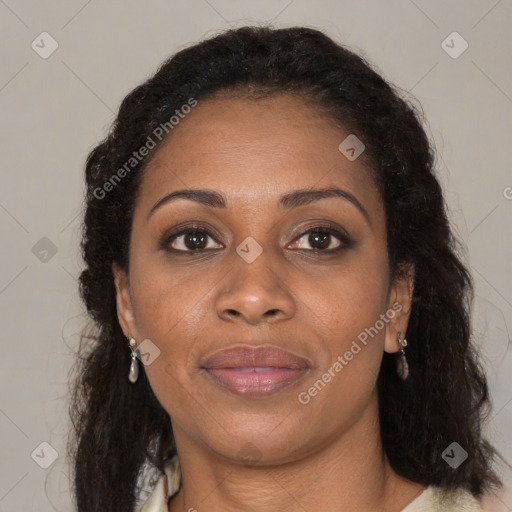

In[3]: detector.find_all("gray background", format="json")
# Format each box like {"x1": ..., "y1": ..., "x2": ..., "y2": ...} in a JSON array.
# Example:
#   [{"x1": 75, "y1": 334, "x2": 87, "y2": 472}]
[{"x1": 0, "y1": 1, "x2": 511, "y2": 510}]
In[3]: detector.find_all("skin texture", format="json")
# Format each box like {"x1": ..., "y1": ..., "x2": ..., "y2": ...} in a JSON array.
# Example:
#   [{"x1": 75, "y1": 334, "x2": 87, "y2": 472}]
[{"x1": 113, "y1": 93, "x2": 424, "y2": 511}]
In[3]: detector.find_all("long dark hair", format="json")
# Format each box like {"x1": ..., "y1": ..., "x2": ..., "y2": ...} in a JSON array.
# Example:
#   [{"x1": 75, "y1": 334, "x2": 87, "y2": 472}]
[{"x1": 69, "y1": 25, "x2": 503, "y2": 511}]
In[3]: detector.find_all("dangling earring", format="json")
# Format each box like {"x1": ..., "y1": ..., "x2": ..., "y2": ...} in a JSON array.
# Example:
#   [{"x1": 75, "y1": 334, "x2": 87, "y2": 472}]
[
  {"x1": 396, "y1": 332, "x2": 409, "y2": 380},
  {"x1": 128, "y1": 337, "x2": 139, "y2": 383}
]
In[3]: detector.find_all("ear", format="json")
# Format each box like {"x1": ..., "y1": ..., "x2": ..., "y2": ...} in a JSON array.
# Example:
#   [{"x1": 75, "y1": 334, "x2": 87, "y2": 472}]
[
  {"x1": 112, "y1": 262, "x2": 140, "y2": 340},
  {"x1": 384, "y1": 263, "x2": 415, "y2": 354}
]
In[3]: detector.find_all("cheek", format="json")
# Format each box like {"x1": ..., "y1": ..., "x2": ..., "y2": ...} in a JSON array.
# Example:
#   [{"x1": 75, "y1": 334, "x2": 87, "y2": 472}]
[
  {"x1": 128, "y1": 263, "x2": 208, "y2": 425},
  {"x1": 127, "y1": 254, "x2": 217, "y2": 388},
  {"x1": 306, "y1": 293, "x2": 387, "y2": 389},
  {"x1": 303, "y1": 250, "x2": 390, "y2": 341},
  {"x1": 295, "y1": 252, "x2": 390, "y2": 400},
  {"x1": 130, "y1": 254, "x2": 210, "y2": 335}
]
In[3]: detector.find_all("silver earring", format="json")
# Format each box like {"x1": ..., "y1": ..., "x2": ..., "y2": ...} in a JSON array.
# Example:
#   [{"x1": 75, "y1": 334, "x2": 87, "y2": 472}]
[
  {"x1": 396, "y1": 332, "x2": 409, "y2": 380},
  {"x1": 128, "y1": 337, "x2": 139, "y2": 383}
]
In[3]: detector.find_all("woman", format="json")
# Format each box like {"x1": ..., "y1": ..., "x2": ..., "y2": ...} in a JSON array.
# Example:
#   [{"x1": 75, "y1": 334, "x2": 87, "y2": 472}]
[{"x1": 69, "y1": 26, "x2": 504, "y2": 511}]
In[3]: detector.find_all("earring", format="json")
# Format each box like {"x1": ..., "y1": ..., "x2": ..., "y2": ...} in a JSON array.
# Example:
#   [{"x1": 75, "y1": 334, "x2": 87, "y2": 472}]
[
  {"x1": 128, "y1": 337, "x2": 139, "y2": 383},
  {"x1": 396, "y1": 332, "x2": 409, "y2": 380}
]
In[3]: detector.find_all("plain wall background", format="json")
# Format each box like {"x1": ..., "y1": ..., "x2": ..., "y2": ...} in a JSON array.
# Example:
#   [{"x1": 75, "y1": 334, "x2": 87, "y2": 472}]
[{"x1": 0, "y1": 1, "x2": 511, "y2": 510}]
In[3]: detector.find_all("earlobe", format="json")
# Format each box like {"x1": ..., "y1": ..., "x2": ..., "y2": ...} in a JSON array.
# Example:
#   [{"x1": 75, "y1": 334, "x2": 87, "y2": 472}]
[
  {"x1": 384, "y1": 263, "x2": 415, "y2": 354},
  {"x1": 112, "y1": 262, "x2": 138, "y2": 339}
]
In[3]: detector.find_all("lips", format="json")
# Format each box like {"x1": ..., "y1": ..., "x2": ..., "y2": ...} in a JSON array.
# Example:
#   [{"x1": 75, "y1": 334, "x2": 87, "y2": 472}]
[
  {"x1": 202, "y1": 345, "x2": 310, "y2": 397},
  {"x1": 202, "y1": 345, "x2": 311, "y2": 370}
]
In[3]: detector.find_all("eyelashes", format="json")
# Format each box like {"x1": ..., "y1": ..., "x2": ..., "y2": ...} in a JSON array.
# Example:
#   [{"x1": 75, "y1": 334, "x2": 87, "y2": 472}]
[
  {"x1": 161, "y1": 225, "x2": 222, "y2": 253},
  {"x1": 159, "y1": 223, "x2": 353, "y2": 256}
]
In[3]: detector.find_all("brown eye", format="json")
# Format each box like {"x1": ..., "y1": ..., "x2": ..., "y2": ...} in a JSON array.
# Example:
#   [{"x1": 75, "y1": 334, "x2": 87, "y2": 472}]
[
  {"x1": 308, "y1": 232, "x2": 333, "y2": 250},
  {"x1": 163, "y1": 226, "x2": 223, "y2": 253},
  {"x1": 289, "y1": 227, "x2": 347, "y2": 252},
  {"x1": 161, "y1": 224, "x2": 351, "y2": 255},
  {"x1": 182, "y1": 232, "x2": 208, "y2": 250}
]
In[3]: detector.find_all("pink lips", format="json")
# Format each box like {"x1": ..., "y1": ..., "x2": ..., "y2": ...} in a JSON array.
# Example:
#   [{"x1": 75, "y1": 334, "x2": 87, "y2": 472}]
[{"x1": 202, "y1": 345, "x2": 310, "y2": 397}]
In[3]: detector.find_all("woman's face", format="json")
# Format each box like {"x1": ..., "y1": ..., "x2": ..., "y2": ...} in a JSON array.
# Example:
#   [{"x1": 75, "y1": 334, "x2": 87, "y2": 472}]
[{"x1": 114, "y1": 93, "x2": 413, "y2": 464}]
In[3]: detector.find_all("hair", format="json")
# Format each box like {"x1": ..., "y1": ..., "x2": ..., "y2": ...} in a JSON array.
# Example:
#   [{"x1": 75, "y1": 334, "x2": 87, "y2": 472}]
[{"x1": 69, "y1": 25, "x2": 504, "y2": 511}]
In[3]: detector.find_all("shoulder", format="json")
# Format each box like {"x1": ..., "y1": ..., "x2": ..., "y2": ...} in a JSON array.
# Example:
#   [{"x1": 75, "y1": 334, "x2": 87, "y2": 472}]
[{"x1": 401, "y1": 485, "x2": 484, "y2": 512}]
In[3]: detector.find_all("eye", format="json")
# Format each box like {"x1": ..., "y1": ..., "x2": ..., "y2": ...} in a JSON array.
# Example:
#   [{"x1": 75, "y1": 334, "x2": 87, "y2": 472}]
[
  {"x1": 162, "y1": 225, "x2": 223, "y2": 253},
  {"x1": 161, "y1": 224, "x2": 351, "y2": 255},
  {"x1": 289, "y1": 226, "x2": 350, "y2": 253}
]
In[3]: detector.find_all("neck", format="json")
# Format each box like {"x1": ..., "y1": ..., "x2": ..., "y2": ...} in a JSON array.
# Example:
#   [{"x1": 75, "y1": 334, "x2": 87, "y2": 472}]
[{"x1": 168, "y1": 391, "x2": 426, "y2": 512}]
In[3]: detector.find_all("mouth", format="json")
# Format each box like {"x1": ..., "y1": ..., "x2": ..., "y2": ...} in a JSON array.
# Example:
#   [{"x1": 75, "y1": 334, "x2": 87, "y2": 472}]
[{"x1": 201, "y1": 345, "x2": 311, "y2": 397}]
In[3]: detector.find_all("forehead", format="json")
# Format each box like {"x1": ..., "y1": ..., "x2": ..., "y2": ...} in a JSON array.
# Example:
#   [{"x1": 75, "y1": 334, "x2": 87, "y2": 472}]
[{"x1": 137, "y1": 93, "x2": 380, "y2": 213}]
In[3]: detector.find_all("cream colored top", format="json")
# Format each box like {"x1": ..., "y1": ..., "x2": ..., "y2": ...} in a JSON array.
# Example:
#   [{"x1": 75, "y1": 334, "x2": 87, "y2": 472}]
[{"x1": 139, "y1": 456, "x2": 484, "y2": 512}]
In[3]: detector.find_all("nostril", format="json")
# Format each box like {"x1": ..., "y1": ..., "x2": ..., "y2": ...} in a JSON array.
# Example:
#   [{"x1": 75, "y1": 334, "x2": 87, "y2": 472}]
[{"x1": 265, "y1": 309, "x2": 279, "y2": 316}]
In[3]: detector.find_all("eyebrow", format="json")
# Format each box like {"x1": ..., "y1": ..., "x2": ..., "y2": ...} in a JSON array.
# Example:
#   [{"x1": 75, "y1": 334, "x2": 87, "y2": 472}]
[{"x1": 147, "y1": 186, "x2": 371, "y2": 225}]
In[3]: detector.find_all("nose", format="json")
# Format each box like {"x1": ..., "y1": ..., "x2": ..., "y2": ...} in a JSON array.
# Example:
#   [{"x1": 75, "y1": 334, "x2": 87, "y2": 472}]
[{"x1": 215, "y1": 248, "x2": 296, "y2": 325}]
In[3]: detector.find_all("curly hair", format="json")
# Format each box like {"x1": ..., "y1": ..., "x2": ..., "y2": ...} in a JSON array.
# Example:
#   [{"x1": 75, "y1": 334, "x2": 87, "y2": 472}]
[{"x1": 69, "y1": 25, "x2": 503, "y2": 511}]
